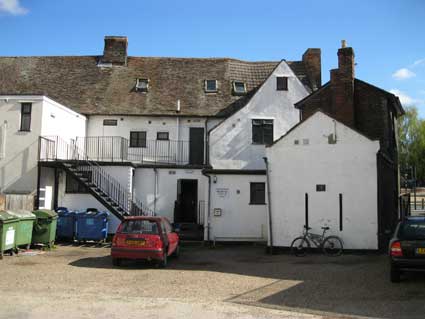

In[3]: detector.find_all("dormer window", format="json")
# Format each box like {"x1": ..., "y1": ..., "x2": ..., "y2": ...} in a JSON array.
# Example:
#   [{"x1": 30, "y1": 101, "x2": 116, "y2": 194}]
[
  {"x1": 205, "y1": 80, "x2": 218, "y2": 93},
  {"x1": 136, "y1": 78, "x2": 149, "y2": 92},
  {"x1": 276, "y1": 76, "x2": 288, "y2": 91},
  {"x1": 233, "y1": 81, "x2": 247, "y2": 95}
]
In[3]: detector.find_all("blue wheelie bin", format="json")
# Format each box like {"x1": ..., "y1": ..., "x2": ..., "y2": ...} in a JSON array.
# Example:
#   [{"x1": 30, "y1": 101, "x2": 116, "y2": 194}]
[
  {"x1": 56, "y1": 207, "x2": 78, "y2": 241},
  {"x1": 75, "y1": 210, "x2": 109, "y2": 243}
]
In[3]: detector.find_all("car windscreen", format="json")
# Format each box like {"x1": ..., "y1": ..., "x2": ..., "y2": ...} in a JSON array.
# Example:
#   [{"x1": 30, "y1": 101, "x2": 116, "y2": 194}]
[
  {"x1": 120, "y1": 220, "x2": 159, "y2": 235},
  {"x1": 398, "y1": 221, "x2": 425, "y2": 240}
]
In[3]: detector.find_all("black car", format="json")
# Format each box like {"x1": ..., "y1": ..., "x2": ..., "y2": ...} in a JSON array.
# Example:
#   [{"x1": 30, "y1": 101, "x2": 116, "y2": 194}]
[{"x1": 389, "y1": 216, "x2": 425, "y2": 282}]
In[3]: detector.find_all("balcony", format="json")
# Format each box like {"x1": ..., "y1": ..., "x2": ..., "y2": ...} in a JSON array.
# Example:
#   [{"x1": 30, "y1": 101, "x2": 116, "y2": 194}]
[{"x1": 39, "y1": 136, "x2": 206, "y2": 166}]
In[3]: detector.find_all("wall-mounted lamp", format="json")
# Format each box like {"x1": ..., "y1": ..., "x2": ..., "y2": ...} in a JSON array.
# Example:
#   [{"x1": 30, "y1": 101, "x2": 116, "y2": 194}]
[{"x1": 213, "y1": 176, "x2": 217, "y2": 183}]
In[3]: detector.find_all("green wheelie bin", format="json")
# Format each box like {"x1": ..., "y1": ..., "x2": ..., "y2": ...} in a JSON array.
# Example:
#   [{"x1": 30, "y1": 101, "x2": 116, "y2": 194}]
[
  {"x1": 32, "y1": 210, "x2": 58, "y2": 248},
  {"x1": 8, "y1": 210, "x2": 36, "y2": 250},
  {"x1": 0, "y1": 211, "x2": 19, "y2": 259}
]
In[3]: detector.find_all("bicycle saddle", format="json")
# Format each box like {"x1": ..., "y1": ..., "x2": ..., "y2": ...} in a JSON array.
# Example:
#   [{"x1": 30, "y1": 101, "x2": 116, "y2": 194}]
[
  {"x1": 304, "y1": 225, "x2": 312, "y2": 230},
  {"x1": 321, "y1": 226, "x2": 330, "y2": 230}
]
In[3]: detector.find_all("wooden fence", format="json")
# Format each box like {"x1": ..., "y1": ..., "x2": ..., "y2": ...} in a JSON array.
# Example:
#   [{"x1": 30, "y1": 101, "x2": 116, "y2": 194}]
[{"x1": 0, "y1": 194, "x2": 34, "y2": 211}]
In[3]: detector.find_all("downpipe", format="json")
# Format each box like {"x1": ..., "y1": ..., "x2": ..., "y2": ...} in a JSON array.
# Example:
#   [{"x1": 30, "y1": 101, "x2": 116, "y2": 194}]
[{"x1": 263, "y1": 157, "x2": 273, "y2": 255}]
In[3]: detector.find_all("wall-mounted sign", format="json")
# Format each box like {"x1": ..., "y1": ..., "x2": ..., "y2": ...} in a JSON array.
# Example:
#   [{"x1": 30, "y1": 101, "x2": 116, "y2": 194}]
[
  {"x1": 216, "y1": 188, "x2": 229, "y2": 198},
  {"x1": 213, "y1": 208, "x2": 222, "y2": 216}
]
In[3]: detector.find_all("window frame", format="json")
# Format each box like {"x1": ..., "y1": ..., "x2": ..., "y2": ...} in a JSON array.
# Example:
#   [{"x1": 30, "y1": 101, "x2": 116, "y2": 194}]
[
  {"x1": 20, "y1": 103, "x2": 32, "y2": 132},
  {"x1": 204, "y1": 80, "x2": 218, "y2": 93},
  {"x1": 250, "y1": 182, "x2": 266, "y2": 205},
  {"x1": 157, "y1": 132, "x2": 169, "y2": 141},
  {"x1": 276, "y1": 76, "x2": 288, "y2": 91},
  {"x1": 136, "y1": 78, "x2": 149, "y2": 92},
  {"x1": 232, "y1": 81, "x2": 247, "y2": 95},
  {"x1": 129, "y1": 131, "x2": 147, "y2": 148},
  {"x1": 252, "y1": 119, "x2": 274, "y2": 145}
]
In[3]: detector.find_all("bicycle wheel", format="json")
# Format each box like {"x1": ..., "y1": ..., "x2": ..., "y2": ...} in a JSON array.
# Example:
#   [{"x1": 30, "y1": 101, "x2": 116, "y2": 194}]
[
  {"x1": 290, "y1": 237, "x2": 310, "y2": 257},
  {"x1": 322, "y1": 236, "x2": 343, "y2": 256}
]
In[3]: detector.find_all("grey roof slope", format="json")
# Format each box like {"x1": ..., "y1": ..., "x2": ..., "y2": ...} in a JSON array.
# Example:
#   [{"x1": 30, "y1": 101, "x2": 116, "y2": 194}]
[{"x1": 0, "y1": 55, "x2": 312, "y2": 116}]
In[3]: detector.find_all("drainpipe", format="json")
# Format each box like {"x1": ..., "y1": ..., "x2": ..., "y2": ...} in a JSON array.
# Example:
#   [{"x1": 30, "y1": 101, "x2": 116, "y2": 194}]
[
  {"x1": 176, "y1": 100, "x2": 180, "y2": 162},
  {"x1": 263, "y1": 157, "x2": 273, "y2": 255},
  {"x1": 201, "y1": 170, "x2": 211, "y2": 242},
  {"x1": 204, "y1": 118, "x2": 209, "y2": 165},
  {"x1": 153, "y1": 168, "x2": 158, "y2": 214}
]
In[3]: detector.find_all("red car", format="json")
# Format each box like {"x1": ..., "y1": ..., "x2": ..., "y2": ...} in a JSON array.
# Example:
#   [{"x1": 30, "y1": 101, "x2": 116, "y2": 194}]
[{"x1": 111, "y1": 216, "x2": 180, "y2": 267}]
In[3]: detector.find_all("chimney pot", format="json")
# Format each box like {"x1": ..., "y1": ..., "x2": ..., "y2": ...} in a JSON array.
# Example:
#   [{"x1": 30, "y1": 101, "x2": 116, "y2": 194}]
[{"x1": 341, "y1": 40, "x2": 347, "y2": 48}]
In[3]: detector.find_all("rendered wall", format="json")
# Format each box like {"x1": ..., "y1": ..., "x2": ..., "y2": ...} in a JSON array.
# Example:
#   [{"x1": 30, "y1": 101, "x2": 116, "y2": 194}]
[
  {"x1": 209, "y1": 174, "x2": 267, "y2": 241},
  {"x1": 209, "y1": 61, "x2": 309, "y2": 170},
  {"x1": 266, "y1": 112, "x2": 380, "y2": 250}
]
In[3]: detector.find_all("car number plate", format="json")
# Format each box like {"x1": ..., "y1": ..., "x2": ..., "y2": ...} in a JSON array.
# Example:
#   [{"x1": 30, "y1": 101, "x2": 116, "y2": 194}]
[
  {"x1": 416, "y1": 248, "x2": 425, "y2": 255},
  {"x1": 125, "y1": 239, "x2": 146, "y2": 246}
]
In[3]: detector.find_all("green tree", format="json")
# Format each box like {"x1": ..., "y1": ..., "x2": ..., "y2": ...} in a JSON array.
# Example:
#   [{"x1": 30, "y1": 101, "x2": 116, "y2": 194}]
[{"x1": 398, "y1": 106, "x2": 425, "y2": 183}]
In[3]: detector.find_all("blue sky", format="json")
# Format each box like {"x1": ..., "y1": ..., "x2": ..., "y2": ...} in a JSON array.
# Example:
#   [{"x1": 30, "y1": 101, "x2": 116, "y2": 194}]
[{"x1": 1, "y1": 0, "x2": 425, "y2": 116}]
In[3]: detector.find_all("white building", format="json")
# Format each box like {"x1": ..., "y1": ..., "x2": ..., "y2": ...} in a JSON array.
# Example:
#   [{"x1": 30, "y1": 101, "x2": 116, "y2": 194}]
[
  {"x1": 266, "y1": 111, "x2": 380, "y2": 250},
  {"x1": 0, "y1": 36, "x2": 321, "y2": 238}
]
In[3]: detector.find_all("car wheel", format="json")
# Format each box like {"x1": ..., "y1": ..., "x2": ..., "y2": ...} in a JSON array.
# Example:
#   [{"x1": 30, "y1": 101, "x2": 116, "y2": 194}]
[
  {"x1": 112, "y1": 258, "x2": 121, "y2": 267},
  {"x1": 390, "y1": 264, "x2": 401, "y2": 283},
  {"x1": 159, "y1": 250, "x2": 168, "y2": 268},
  {"x1": 173, "y1": 245, "x2": 180, "y2": 258}
]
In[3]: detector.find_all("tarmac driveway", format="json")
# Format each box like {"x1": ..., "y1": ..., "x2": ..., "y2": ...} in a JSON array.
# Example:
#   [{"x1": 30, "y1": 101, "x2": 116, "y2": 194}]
[{"x1": 0, "y1": 243, "x2": 424, "y2": 319}]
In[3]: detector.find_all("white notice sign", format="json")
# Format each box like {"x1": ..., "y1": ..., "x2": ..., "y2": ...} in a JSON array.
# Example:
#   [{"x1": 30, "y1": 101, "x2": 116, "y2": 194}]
[{"x1": 5, "y1": 228, "x2": 15, "y2": 246}]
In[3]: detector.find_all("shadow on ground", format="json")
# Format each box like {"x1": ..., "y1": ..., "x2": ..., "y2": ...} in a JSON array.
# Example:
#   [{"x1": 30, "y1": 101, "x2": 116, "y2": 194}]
[{"x1": 68, "y1": 244, "x2": 425, "y2": 319}]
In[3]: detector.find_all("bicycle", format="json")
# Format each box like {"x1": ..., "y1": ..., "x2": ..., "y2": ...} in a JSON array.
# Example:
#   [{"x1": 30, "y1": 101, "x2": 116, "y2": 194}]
[{"x1": 290, "y1": 225, "x2": 343, "y2": 257}]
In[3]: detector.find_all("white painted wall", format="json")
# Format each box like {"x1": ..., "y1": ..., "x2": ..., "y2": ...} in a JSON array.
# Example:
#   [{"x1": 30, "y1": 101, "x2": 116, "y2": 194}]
[
  {"x1": 266, "y1": 111, "x2": 380, "y2": 250},
  {"x1": 0, "y1": 96, "x2": 86, "y2": 194},
  {"x1": 209, "y1": 61, "x2": 309, "y2": 170},
  {"x1": 133, "y1": 168, "x2": 207, "y2": 222},
  {"x1": 209, "y1": 174, "x2": 267, "y2": 241}
]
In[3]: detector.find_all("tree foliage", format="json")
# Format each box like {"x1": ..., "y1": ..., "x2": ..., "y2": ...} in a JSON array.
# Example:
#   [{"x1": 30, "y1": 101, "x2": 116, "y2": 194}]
[{"x1": 398, "y1": 106, "x2": 425, "y2": 183}]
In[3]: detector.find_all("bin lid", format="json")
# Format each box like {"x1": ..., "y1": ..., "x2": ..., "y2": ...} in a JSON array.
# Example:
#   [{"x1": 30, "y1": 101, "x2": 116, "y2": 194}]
[
  {"x1": 33, "y1": 209, "x2": 58, "y2": 219},
  {"x1": 7, "y1": 210, "x2": 36, "y2": 220},
  {"x1": 0, "y1": 210, "x2": 19, "y2": 223},
  {"x1": 78, "y1": 210, "x2": 109, "y2": 218}
]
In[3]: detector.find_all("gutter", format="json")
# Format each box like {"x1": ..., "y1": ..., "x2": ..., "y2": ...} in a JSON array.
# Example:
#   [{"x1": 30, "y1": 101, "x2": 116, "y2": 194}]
[{"x1": 263, "y1": 157, "x2": 274, "y2": 254}]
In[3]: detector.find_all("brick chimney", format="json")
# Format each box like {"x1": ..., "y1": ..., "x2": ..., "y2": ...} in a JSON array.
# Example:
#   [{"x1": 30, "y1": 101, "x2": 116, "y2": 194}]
[
  {"x1": 330, "y1": 40, "x2": 355, "y2": 127},
  {"x1": 302, "y1": 48, "x2": 321, "y2": 90},
  {"x1": 102, "y1": 36, "x2": 128, "y2": 66}
]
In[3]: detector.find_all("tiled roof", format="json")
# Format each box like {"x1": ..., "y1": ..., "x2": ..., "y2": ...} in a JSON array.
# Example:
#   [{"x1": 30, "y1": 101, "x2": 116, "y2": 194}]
[{"x1": 0, "y1": 55, "x2": 313, "y2": 117}]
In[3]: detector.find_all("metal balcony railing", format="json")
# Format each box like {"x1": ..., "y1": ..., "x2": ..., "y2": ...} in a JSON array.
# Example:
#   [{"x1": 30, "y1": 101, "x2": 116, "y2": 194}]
[{"x1": 39, "y1": 136, "x2": 199, "y2": 165}]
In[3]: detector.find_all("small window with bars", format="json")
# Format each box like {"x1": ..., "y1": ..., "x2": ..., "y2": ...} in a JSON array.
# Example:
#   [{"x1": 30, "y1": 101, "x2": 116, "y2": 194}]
[
  {"x1": 157, "y1": 132, "x2": 169, "y2": 141},
  {"x1": 20, "y1": 103, "x2": 32, "y2": 131},
  {"x1": 103, "y1": 119, "x2": 118, "y2": 126},
  {"x1": 252, "y1": 119, "x2": 273, "y2": 145},
  {"x1": 129, "y1": 131, "x2": 147, "y2": 148}
]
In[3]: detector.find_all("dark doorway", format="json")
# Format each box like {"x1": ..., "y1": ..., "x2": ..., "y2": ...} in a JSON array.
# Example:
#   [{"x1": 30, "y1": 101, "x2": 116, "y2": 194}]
[
  {"x1": 189, "y1": 128, "x2": 204, "y2": 165},
  {"x1": 175, "y1": 179, "x2": 198, "y2": 223}
]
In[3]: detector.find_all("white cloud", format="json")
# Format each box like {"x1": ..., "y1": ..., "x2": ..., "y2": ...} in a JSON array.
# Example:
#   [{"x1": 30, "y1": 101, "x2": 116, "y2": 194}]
[
  {"x1": 413, "y1": 58, "x2": 425, "y2": 67},
  {"x1": 0, "y1": 0, "x2": 28, "y2": 15},
  {"x1": 390, "y1": 89, "x2": 422, "y2": 106},
  {"x1": 392, "y1": 68, "x2": 416, "y2": 80}
]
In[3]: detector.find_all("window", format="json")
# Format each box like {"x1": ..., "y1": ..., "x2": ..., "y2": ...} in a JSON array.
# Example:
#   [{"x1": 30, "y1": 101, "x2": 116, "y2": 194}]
[
  {"x1": 250, "y1": 182, "x2": 266, "y2": 205},
  {"x1": 103, "y1": 119, "x2": 118, "y2": 126},
  {"x1": 276, "y1": 76, "x2": 288, "y2": 91},
  {"x1": 121, "y1": 220, "x2": 159, "y2": 234},
  {"x1": 233, "y1": 81, "x2": 246, "y2": 94},
  {"x1": 129, "y1": 131, "x2": 146, "y2": 148},
  {"x1": 252, "y1": 119, "x2": 273, "y2": 145},
  {"x1": 157, "y1": 132, "x2": 169, "y2": 141},
  {"x1": 65, "y1": 173, "x2": 89, "y2": 193},
  {"x1": 136, "y1": 78, "x2": 149, "y2": 92},
  {"x1": 205, "y1": 80, "x2": 218, "y2": 93},
  {"x1": 20, "y1": 103, "x2": 32, "y2": 131}
]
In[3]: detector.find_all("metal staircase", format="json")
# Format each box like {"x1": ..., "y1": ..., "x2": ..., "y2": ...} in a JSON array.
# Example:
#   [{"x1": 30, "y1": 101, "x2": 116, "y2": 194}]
[{"x1": 39, "y1": 136, "x2": 154, "y2": 220}]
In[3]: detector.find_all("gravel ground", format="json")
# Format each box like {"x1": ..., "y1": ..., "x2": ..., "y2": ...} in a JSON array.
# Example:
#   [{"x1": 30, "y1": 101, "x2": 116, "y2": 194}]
[{"x1": 0, "y1": 243, "x2": 424, "y2": 319}]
